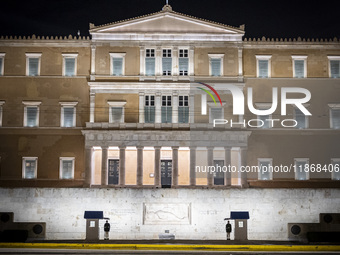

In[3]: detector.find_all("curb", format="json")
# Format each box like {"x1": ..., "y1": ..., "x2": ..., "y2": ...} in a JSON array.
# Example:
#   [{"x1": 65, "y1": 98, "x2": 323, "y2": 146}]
[{"x1": 0, "y1": 243, "x2": 340, "y2": 251}]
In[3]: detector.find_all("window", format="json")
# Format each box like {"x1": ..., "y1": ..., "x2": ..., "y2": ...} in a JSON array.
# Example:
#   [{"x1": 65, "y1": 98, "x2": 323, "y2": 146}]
[
  {"x1": 22, "y1": 157, "x2": 37, "y2": 179},
  {"x1": 23, "y1": 101, "x2": 41, "y2": 127},
  {"x1": 208, "y1": 54, "x2": 224, "y2": 76},
  {"x1": 60, "y1": 102, "x2": 77, "y2": 127},
  {"x1": 110, "y1": 53, "x2": 126, "y2": 76},
  {"x1": 0, "y1": 101, "x2": 4, "y2": 127},
  {"x1": 60, "y1": 157, "x2": 75, "y2": 179},
  {"x1": 209, "y1": 104, "x2": 224, "y2": 123},
  {"x1": 0, "y1": 53, "x2": 5, "y2": 76},
  {"x1": 178, "y1": 95, "x2": 189, "y2": 123},
  {"x1": 26, "y1": 53, "x2": 41, "y2": 76},
  {"x1": 328, "y1": 56, "x2": 340, "y2": 78},
  {"x1": 62, "y1": 54, "x2": 78, "y2": 76},
  {"x1": 145, "y1": 95, "x2": 155, "y2": 123},
  {"x1": 256, "y1": 55, "x2": 272, "y2": 78},
  {"x1": 179, "y1": 49, "x2": 189, "y2": 76},
  {"x1": 294, "y1": 158, "x2": 309, "y2": 180},
  {"x1": 162, "y1": 49, "x2": 172, "y2": 76},
  {"x1": 258, "y1": 158, "x2": 273, "y2": 180},
  {"x1": 329, "y1": 104, "x2": 340, "y2": 129},
  {"x1": 108, "y1": 101, "x2": 126, "y2": 123},
  {"x1": 294, "y1": 107, "x2": 308, "y2": 129},
  {"x1": 161, "y1": 95, "x2": 172, "y2": 123},
  {"x1": 145, "y1": 49, "x2": 155, "y2": 76},
  {"x1": 292, "y1": 56, "x2": 307, "y2": 78},
  {"x1": 331, "y1": 158, "x2": 340, "y2": 180},
  {"x1": 258, "y1": 114, "x2": 271, "y2": 129}
]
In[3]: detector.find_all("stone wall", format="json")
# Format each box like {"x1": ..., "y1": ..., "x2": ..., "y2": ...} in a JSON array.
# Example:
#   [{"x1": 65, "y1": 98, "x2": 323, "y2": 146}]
[{"x1": 0, "y1": 188, "x2": 339, "y2": 240}]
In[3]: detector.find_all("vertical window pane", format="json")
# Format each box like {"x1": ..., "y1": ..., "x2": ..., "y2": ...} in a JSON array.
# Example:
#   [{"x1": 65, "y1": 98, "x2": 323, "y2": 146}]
[
  {"x1": 331, "y1": 108, "x2": 340, "y2": 129},
  {"x1": 0, "y1": 58, "x2": 3, "y2": 76},
  {"x1": 330, "y1": 60, "x2": 340, "y2": 78},
  {"x1": 259, "y1": 115, "x2": 270, "y2": 129},
  {"x1": 295, "y1": 108, "x2": 306, "y2": 129},
  {"x1": 29, "y1": 58, "x2": 39, "y2": 76},
  {"x1": 25, "y1": 160, "x2": 36, "y2": 179},
  {"x1": 258, "y1": 60, "x2": 269, "y2": 78},
  {"x1": 331, "y1": 160, "x2": 340, "y2": 180},
  {"x1": 112, "y1": 57, "x2": 123, "y2": 76},
  {"x1": 145, "y1": 58, "x2": 155, "y2": 76},
  {"x1": 294, "y1": 60, "x2": 305, "y2": 78},
  {"x1": 63, "y1": 107, "x2": 75, "y2": 127},
  {"x1": 259, "y1": 161, "x2": 271, "y2": 180},
  {"x1": 62, "y1": 160, "x2": 73, "y2": 179},
  {"x1": 179, "y1": 58, "x2": 188, "y2": 76},
  {"x1": 211, "y1": 58, "x2": 221, "y2": 76},
  {"x1": 210, "y1": 108, "x2": 223, "y2": 122},
  {"x1": 26, "y1": 107, "x2": 38, "y2": 127},
  {"x1": 162, "y1": 58, "x2": 172, "y2": 75},
  {"x1": 295, "y1": 161, "x2": 308, "y2": 180},
  {"x1": 145, "y1": 106, "x2": 155, "y2": 123},
  {"x1": 65, "y1": 58, "x2": 75, "y2": 76},
  {"x1": 111, "y1": 107, "x2": 123, "y2": 123}
]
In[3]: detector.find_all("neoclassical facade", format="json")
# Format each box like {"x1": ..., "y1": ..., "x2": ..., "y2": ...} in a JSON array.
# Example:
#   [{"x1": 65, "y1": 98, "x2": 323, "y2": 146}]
[{"x1": 0, "y1": 4, "x2": 340, "y2": 189}]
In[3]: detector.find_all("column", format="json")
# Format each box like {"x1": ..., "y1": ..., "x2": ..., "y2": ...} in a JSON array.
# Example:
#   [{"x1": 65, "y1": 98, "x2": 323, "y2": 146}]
[
  {"x1": 139, "y1": 92, "x2": 145, "y2": 123},
  {"x1": 207, "y1": 147, "x2": 214, "y2": 186},
  {"x1": 189, "y1": 94, "x2": 195, "y2": 124},
  {"x1": 90, "y1": 92, "x2": 95, "y2": 123},
  {"x1": 155, "y1": 92, "x2": 161, "y2": 123},
  {"x1": 173, "y1": 46, "x2": 179, "y2": 76},
  {"x1": 139, "y1": 46, "x2": 145, "y2": 76},
  {"x1": 189, "y1": 146, "x2": 196, "y2": 186},
  {"x1": 154, "y1": 146, "x2": 161, "y2": 187},
  {"x1": 240, "y1": 147, "x2": 248, "y2": 188},
  {"x1": 156, "y1": 46, "x2": 162, "y2": 76},
  {"x1": 119, "y1": 146, "x2": 126, "y2": 186},
  {"x1": 238, "y1": 48, "x2": 243, "y2": 81},
  {"x1": 189, "y1": 46, "x2": 194, "y2": 76},
  {"x1": 172, "y1": 146, "x2": 179, "y2": 186},
  {"x1": 224, "y1": 147, "x2": 232, "y2": 186},
  {"x1": 91, "y1": 45, "x2": 96, "y2": 75},
  {"x1": 84, "y1": 147, "x2": 93, "y2": 187},
  {"x1": 172, "y1": 91, "x2": 178, "y2": 124},
  {"x1": 136, "y1": 146, "x2": 144, "y2": 186},
  {"x1": 101, "y1": 147, "x2": 108, "y2": 186}
]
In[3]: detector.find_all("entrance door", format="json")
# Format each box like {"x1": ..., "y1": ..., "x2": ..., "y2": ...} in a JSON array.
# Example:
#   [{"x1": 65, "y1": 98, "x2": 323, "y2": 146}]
[
  {"x1": 161, "y1": 160, "x2": 172, "y2": 188},
  {"x1": 108, "y1": 159, "x2": 119, "y2": 185},
  {"x1": 214, "y1": 160, "x2": 225, "y2": 185}
]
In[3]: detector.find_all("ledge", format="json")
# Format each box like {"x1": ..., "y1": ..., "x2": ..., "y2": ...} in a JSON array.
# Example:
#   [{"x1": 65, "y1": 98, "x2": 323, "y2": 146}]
[
  {"x1": 0, "y1": 179, "x2": 84, "y2": 188},
  {"x1": 248, "y1": 180, "x2": 340, "y2": 189}
]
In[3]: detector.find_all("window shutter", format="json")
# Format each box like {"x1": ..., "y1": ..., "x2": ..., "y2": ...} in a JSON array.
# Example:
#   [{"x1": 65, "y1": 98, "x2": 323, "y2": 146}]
[
  {"x1": 113, "y1": 57, "x2": 123, "y2": 76},
  {"x1": 145, "y1": 58, "x2": 155, "y2": 76},
  {"x1": 178, "y1": 106, "x2": 189, "y2": 123},
  {"x1": 162, "y1": 58, "x2": 172, "y2": 75},
  {"x1": 259, "y1": 161, "x2": 270, "y2": 180},
  {"x1": 332, "y1": 108, "x2": 340, "y2": 129},
  {"x1": 62, "y1": 160, "x2": 73, "y2": 179},
  {"x1": 111, "y1": 107, "x2": 123, "y2": 123},
  {"x1": 29, "y1": 58, "x2": 39, "y2": 76},
  {"x1": 258, "y1": 60, "x2": 269, "y2": 78},
  {"x1": 65, "y1": 58, "x2": 75, "y2": 76},
  {"x1": 63, "y1": 107, "x2": 74, "y2": 127},
  {"x1": 294, "y1": 60, "x2": 305, "y2": 78},
  {"x1": 0, "y1": 58, "x2": 3, "y2": 76},
  {"x1": 296, "y1": 161, "x2": 308, "y2": 180},
  {"x1": 330, "y1": 60, "x2": 340, "y2": 78},
  {"x1": 161, "y1": 106, "x2": 172, "y2": 123},
  {"x1": 211, "y1": 108, "x2": 223, "y2": 121},
  {"x1": 145, "y1": 106, "x2": 155, "y2": 123},
  {"x1": 27, "y1": 107, "x2": 37, "y2": 127},
  {"x1": 211, "y1": 58, "x2": 221, "y2": 76},
  {"x1": 179, "y1": 58, "x2": 188, "y2": 75},
  {"x1": 295, "y1": 108, "x2": 306, "y2": 129}
]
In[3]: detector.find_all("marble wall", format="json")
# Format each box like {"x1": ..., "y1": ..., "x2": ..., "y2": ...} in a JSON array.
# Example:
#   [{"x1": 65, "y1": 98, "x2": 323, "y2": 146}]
[{"x1": 0, "y1": 188, "x2": 339, "y2": 240}]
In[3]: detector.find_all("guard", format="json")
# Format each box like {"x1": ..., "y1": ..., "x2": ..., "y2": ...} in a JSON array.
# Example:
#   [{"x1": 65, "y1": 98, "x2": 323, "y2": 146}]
[
  {"x1": 226, "y1": 220, "x2": 232, "y2": 240},
  {"x1": 104, "y1": 220, "x2": 110, "y2": 240}
]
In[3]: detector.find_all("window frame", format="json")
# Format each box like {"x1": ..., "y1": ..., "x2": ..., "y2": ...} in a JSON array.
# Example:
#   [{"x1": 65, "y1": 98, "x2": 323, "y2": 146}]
[
  {"x1": 292, "y1": 56, "x2": 307, "y2": 78},
  {"x1": 145, "y1": 48, "x2": 156, "y2": 76},
  {"x1": 22, "y1": 157, "x2": 38, "y2": 179},
  {"x1": 328, "y1": 104, "x2": 340, "y2": 129},
  {"x1": 258, "y1": 158, "x2": 273, "y2": 180},
  {"x1": 107, "y1": 101, "x2": 126, "y2": 123},
  {"x1": 0, "y1": 53, "x2": 5, "y2": 76},
  {"x1": 331, "y1": 158, "x2": 340, "y2": 180},
  {"x1": 208, "y1": 54, "x2": 224, "y2": 77},
  {"x1": 62, "y1": 53, "x2": 78, "y2": 76},
  {"x1": 0, "y1": 101, "x2": 4, "y2": 127},
  {"x1": 162, "y1": 48, "x2": 172, "y2": 76},
  {"x1": 256, "y1": 55, "x2": 272, "y2": 78},
  {"x1": 294, "y1": 106, "x2": 309, "y2": 129},
  {"x1": 25, "y1": 53, "x2": 42, "y2": 76},
  {"x1": 178, "y1": 95, "x2": 189, "y2": 123},
  {"x1": 208, "y1": 102, "x2": 225, "y2": 123},
  {"x1": 60, "y1": 102, "x2": 78, "y2": 127},
  {"x1": 179, "y1": 49, "x2": 189, "y2": 76},
  {"x1": 23, "y1": 101, "x2": 41, "y2": 127},
  {"x1": 294, "y1": 158, "x2": 310, "y2": 180},
  {"x1": 59, "y1": 157, "x2": 75, "y2": 179},
  {"x1": 110, "y1": 53, "x2": 126, "y2": 76},
  {"x1": 328, "y1": 56, "x2": 340, "y2": 78}
]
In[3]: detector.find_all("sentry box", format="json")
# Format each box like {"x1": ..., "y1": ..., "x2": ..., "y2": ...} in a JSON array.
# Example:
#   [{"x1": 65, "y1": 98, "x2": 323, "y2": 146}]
[
  {"x1": 84, "y1": 211, "x2": 109, "y2": 241},
  {"x1": 225, "y1": 211, "x2": 250, "y2": 241}
]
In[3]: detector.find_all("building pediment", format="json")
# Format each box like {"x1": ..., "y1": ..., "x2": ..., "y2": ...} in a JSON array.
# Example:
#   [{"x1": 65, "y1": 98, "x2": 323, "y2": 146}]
[{"x1": 90, "y1": 5, "x2": 244, "y2": 42}]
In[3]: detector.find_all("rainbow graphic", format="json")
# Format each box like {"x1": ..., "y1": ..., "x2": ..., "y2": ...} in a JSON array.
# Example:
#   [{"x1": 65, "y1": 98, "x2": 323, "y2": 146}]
[{"x1": 196, "y1": 82, "x2": 222, "y2": 106}]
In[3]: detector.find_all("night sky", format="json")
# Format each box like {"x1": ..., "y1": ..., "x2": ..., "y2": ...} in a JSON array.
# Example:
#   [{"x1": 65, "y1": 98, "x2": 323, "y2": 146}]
[{"x1": 0, "y1": 0, "x2": 339, "y2": 39}]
